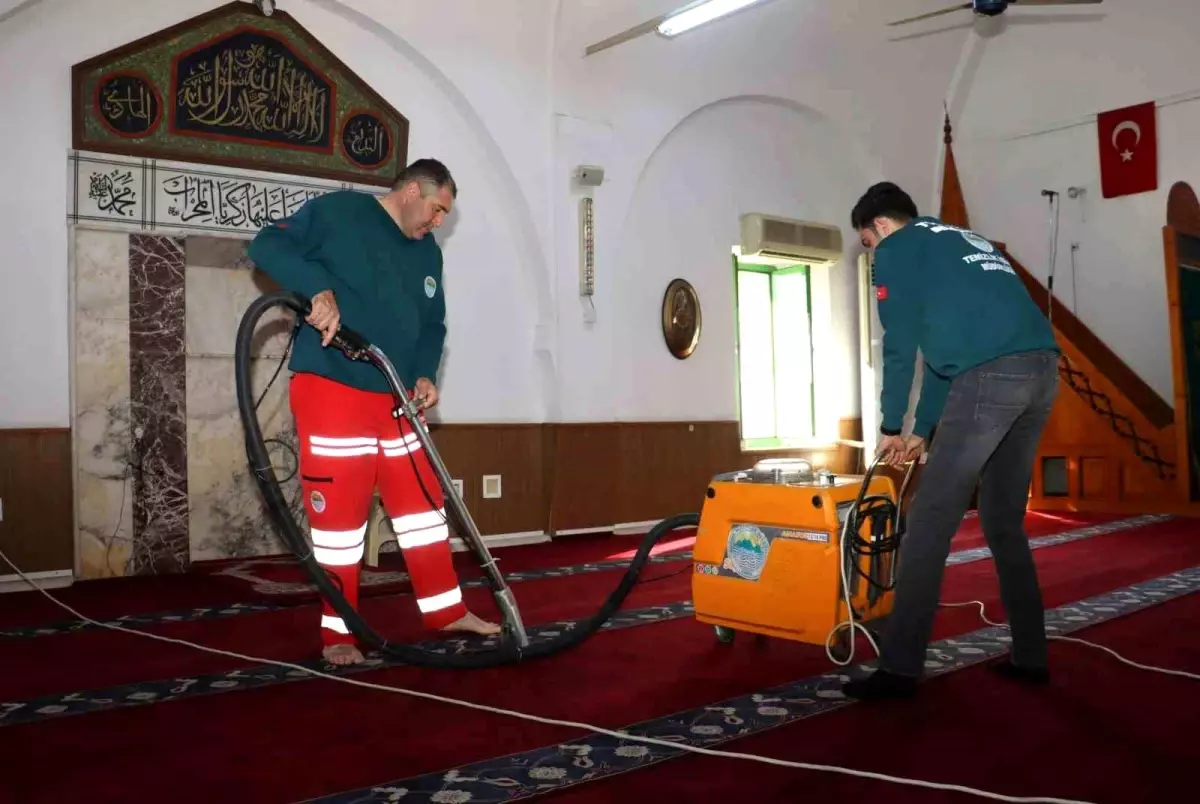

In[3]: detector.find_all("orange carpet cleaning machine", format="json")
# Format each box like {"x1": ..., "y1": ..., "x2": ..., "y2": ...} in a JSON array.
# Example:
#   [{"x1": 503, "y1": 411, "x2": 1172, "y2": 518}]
[{"x1": 692, "y1": 456, "x2": 916, "y2": 663}]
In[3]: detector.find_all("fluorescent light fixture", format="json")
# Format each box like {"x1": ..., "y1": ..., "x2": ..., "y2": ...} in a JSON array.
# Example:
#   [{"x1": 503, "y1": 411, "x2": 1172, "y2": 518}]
[{"x1": 656, "y1": 0, "x2": 768, "y2": 37}]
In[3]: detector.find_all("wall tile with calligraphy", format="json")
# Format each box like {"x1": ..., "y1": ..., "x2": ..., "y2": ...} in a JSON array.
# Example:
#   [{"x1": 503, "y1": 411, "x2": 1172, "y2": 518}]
[
  {"x1": 72, "y1": 2, "x2": 408, "y2": 187},
  {"x1": 68, "y1": 150, "x2": 385, "y2": 238}
]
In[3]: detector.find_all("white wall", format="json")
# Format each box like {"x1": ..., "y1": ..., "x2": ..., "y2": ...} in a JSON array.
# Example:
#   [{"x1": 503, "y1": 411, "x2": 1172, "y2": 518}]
[
  {"x1": 551, "y1": 0, "x2": 967, "y2": 424},
  {"x1": 0, "y1": 0, "x2": 555, "y2": 426},
  {"x1": 0, "y1": 0, "x2": 968, "y2": 430},
  {"x1": 0, "y1": 0, "x2": 229, "y2": 427},
  {"x1": 608, "y1": 97, "x2": 875, "y2": 430},
  {"x1": 953, "y1": 0, "x2": 1200, "y2": 405}
]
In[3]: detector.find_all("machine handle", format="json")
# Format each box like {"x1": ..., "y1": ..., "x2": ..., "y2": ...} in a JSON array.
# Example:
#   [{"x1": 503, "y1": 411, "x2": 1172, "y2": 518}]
[
  {"x1": 328, "y1": 325, "x2": 372, "y2": 361},
  {"x1": 287, "y1": 290, "x2": 374, "y2": 362}
]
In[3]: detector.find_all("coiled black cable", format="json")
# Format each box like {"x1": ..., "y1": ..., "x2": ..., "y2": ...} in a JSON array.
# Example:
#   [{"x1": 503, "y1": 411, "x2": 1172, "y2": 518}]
[
  {"x1": 235, "y1": 289, "x2": 699, "y2": 668},
  {"x1": 843, "y1": 493, "x2": 903, "y2": 592}
]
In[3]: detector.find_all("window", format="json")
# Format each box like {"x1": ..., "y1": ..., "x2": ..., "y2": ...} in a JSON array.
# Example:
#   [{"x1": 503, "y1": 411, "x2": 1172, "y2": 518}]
[{"x1": 733, "y1": 256, "x2": 815, "y2": 448}]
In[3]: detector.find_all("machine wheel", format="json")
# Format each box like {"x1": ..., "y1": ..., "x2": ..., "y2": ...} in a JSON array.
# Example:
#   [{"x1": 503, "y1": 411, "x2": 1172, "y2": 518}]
[{"x1": 714, "y1": 625, "x2": 736, "y2": 644}]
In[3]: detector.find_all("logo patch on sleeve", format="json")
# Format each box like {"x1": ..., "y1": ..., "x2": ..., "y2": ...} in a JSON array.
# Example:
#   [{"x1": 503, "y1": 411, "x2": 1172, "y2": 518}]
[{"x1": 876, "y1": 285, "x2": 888, "y2": 301}]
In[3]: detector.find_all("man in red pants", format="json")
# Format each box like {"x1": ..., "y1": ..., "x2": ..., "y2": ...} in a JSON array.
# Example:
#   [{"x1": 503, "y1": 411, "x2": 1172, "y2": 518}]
[{"x1": 249, "y1": 159, "x2": 500, "y2": 665}]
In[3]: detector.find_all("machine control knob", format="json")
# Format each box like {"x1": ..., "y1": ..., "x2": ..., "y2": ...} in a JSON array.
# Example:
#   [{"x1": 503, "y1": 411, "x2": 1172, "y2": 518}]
[{"x1": 816, "y1": 469, "x2": 836, "y2": 486}]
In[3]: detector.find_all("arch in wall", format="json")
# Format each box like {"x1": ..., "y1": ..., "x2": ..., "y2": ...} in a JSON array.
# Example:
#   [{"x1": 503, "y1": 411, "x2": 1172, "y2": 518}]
[
  {"x1": 13, "y1": 0, "x2": 560, "y2": 416},
  {"x1": 608, "y1": 93, "x2": 883, "y2": 425},
  {"x1": 1163, "y1": 181, "x2": 1200, "y2": 503},
  {"x1": 1167, "y1": 181, "x2": 1200, "y2": 235},
  {"x1": 624, "y1": 94, "x2": 884, "y2": 208},
  {"x1": 314, "y1": 0, "x2": 557, "y2": 418},
  {"x1": 56, "y1": 0, "x2": 560, "y2": 579}
]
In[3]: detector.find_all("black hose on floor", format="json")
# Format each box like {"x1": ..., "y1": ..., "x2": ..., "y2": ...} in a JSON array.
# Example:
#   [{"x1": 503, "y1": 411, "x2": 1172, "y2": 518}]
[{"x1": 235, "y1": 289, "x2": 699, "y2": 668}]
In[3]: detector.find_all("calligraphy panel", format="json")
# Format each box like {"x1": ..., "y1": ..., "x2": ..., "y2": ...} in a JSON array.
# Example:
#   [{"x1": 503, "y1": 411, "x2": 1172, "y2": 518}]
[
  {"x1": 72, "y1": 2, "x2": 408, "y2": 187},
  {"x1": 68, "y1": 150, "x2": 384, "y2": 238}
]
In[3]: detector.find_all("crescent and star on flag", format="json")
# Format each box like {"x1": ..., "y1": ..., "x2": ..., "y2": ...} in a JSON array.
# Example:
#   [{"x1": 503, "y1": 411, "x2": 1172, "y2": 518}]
[{"x1": 1111, "y1": 120, "x2": 1141, "y2": 163}]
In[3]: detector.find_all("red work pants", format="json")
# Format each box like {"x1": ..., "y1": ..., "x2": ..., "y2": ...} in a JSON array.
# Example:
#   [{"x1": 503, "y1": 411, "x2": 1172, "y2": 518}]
[{"x1": 289, "y1": 372, "x2": 467, "y2": 647}]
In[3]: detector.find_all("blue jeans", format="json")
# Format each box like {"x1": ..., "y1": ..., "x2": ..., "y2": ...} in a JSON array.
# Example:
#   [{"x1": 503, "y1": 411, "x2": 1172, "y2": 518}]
[{"x1": 879, "y1": 349, "x2": 1059, "y2": 678}]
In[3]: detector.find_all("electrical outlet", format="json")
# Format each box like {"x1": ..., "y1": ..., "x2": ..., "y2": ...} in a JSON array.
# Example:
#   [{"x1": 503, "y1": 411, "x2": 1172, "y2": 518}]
[
  {"x1": 482, "y1": 475, "x2": 502, "y2": 499},
  {"x1": 452, "y1": 479, "x2": 464, "y2": 497}
]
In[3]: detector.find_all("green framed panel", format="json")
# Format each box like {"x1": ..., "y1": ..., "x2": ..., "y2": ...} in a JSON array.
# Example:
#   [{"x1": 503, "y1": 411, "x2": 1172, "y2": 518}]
[
  {"x1": 732, "y1": 255, "x2": 815, "y2": 448},
  {"x1": 71, "y1": 2, "x2": 409, "y2": 186}
]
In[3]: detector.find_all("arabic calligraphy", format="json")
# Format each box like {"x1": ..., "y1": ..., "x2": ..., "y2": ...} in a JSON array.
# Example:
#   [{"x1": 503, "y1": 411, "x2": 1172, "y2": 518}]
[
  {"x1": 97, "y1": 73, "x2": 160, "y2": 137},
  {"x1": 173, "y1": 30, "x2": 333, "y2": 149},
  {"x1": 341, "y1": 112, "x2": 391, "y2": 168},
  {"x1": 88, "y1": 169, "x2": 138, "y2": 217},
  {"x1": 160, "y1": 173, "x2": 326, "y2": 231}
]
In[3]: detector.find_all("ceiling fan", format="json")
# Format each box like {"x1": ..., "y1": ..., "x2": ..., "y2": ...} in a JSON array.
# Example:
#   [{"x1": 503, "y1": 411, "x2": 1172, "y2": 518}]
[{"x1": 888, "y1": 0, "x2": 1103, "y2": 27}]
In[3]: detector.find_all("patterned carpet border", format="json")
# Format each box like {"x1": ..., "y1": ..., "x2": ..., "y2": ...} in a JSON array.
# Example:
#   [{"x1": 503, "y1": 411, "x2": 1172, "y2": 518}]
[
  {"x1": 1, "y1": 515, "x2": 1165, "y2": 640},
  {"x1": 303, "y1": 564, "x2": 1200, "y2": 803}
]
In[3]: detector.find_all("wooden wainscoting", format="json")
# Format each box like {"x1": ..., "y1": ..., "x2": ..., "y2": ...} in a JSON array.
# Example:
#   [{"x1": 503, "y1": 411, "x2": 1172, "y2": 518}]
[
  {"x1": 546, "y1": 422, "x2": 738, "y2": 532},
  {"x1": 428, "y1": 419, "x2": 863, "y2": 537},
  {"x1": 0, "y1": 429, "x2": 75, "y2": 577},
  {"x1": 426, "y1": 423, "x2": 548, "y2": 537}
]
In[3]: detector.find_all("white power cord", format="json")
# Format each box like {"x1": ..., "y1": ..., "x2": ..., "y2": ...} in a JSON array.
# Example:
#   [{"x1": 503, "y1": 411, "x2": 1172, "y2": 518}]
[
  {"x1": 826, "y1": 507, "x2": 881, "y2": 666},
  {"x1": 0, "y1": 547, "x2": 1093, "y2": 804},
  {"x1": 939, "y1": 600, "x2": 1200, "y2": 681},
  {"x1": 821, "y1": 455, "x2": 1198, "y2": 686},
  {"x1": 826, "y1": 455, "x2": 912, "y2": 667}
]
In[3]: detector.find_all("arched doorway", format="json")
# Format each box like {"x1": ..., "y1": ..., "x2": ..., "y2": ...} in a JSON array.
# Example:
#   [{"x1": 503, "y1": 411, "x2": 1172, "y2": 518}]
[{"x1": 1163, "y1": 181, "x2": 1200, "y2": 500}]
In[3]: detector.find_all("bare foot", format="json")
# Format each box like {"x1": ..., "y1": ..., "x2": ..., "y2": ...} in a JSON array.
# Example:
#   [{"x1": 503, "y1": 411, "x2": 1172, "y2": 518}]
[
  {"x1": 442, "y1": 611, "x2": 503, "y2": 636},
  {"x1": 322, "y1": 643, "x2": 365, "y2": 666}
]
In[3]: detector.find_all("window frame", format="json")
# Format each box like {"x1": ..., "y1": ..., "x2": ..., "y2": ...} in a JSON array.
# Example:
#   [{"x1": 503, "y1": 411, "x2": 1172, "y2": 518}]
[{"x1": 732, "y1": 255, "x2": 816, "y2": 450}]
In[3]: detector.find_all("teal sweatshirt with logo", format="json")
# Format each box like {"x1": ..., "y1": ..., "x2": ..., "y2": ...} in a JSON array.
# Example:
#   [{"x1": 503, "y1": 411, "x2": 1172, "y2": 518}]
[
  {"x1": 873, "y1": 216, "x2": 1058, "y2": 439},
  {"x1": 247, "y1": 190, "x2": 446, "y2": 395}
]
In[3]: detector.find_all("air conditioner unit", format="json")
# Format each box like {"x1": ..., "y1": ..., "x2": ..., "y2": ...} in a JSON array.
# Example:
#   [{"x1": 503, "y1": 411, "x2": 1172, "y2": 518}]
[{"x1": 739, "y1": 213, "x2": 844, "y2": 265}]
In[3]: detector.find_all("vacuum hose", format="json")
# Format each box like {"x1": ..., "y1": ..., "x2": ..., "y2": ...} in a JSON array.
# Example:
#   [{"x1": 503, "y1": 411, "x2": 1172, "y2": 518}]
[{"x1": 235, "y1": 289, "x2": 699, "y2": 668}]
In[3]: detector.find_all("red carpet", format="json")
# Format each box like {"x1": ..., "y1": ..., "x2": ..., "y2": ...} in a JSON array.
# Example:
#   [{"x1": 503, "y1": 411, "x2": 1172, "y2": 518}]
[
  {"x1": 0, "y1": 572, "x2": 258, "y2": 630},
  {"x1": 197, "y1": 510, "x2": 1120, "y2": 600},
  {"x1": 0, "y1": 509, "x2": 1120, "y2": 700},
  {"x1": 193, "y1": 526, "x2": 700, "y2": 601},
  {"x1": 0, "y1": 553, "x2": 692, "y2": 702},
  {"x1": 0, "y1": 516, "x2": 1194, "y2": 804},
  {"x1": 552, "y1": 591, "x2": 1200, "y2": 804},
  {"x1": 0, "y1": 529, "x2": 693, "y2": 629},
  {"x1": 0, "y1": 510, "x2": 1118, "y2": 631},
  {"x1": 948, "y1": 509, "x2": 1118, "y2": 551}
]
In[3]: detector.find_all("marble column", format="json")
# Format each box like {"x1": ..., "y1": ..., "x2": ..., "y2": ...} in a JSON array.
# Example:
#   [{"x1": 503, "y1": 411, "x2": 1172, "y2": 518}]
[
  {"x1": 185, "y1": 236, "x2": 303, "y2": 563},
  {"x1": 128, "y1": 234, "x2": 190, "y2": 574},
  {"x1": 74, "y1": 229, "x2": 135, "y2": 579}
]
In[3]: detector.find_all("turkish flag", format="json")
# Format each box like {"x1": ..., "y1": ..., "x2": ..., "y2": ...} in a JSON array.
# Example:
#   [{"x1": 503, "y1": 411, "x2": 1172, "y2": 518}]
[{"x1": 1097, "y1": 101, "x2": 1158, "y2": 199}]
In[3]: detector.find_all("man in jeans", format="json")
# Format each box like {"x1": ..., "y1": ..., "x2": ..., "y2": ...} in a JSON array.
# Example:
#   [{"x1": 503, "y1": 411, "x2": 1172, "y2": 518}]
[{"x1": 842, "y1": 182, "x2": 1061, "y2": 700}]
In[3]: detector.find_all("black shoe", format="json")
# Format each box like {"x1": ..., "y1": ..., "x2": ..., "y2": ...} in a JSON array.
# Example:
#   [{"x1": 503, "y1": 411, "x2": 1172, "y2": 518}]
[
  {"x1": 989, "y1": 659, "x2": 1050, "y2": 685},
  {"x1": 841, "y1": 669, "x2": 918, "y2": 700}
]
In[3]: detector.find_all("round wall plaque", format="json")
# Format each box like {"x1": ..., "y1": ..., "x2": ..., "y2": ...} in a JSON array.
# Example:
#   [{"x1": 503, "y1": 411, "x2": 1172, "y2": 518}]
[{"x1": 662, "y1": 278, "x2": 701, "y2": 359}]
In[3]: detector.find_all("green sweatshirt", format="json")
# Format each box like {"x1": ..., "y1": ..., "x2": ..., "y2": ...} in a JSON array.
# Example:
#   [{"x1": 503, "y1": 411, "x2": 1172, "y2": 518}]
[
  {"x1": 247, "y1": 190, "x2": 446, "y2": 395},
  {"x1": 874, "y1": 216, "x2": 1058, "y2": 439}
]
